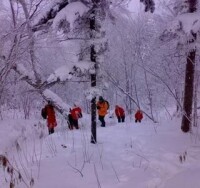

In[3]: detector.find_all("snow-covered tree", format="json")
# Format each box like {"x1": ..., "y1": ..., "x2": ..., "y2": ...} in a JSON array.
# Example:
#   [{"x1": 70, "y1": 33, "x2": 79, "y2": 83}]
[
  {"x1": 0, "y1": 0, "x2": 157, "y2": 142},
  {"x1": 31, "y1": 0, "x2": 155, "y2": 142},
  {"x1": 160, "y1": 0, "x2": 199, "y2": 132}
]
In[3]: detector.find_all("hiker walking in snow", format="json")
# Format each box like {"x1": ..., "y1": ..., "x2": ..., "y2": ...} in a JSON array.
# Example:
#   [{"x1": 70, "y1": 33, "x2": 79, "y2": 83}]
[
  {"x1": 97, "y1": 96, "x2": 109, "y2": 127},
  {"x1": 44, "y1": 101, "x2": 57, "y2": 134},
  {"x1": 68, "y1": 104, "x2": 82, "y2": 130},
  {"x1": 115, "y1": 105, "x2": 125, "y2": 123},
  {"x1": 135, "y1": 109, "x2": 143, "y2": 123}
]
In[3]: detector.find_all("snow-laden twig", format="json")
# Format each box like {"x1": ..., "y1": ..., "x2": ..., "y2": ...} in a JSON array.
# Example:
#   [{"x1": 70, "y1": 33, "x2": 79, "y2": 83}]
[
  {"x1": 111, "y1": 162, "x2": 120, "y2": 182},
  {"x1": 104, "y1": 69, "x2": 157, "y2": 123},
  {"x1": 94, "y1": 163, "x2": 101, "y2": 188},
  {"x1": 67, "y1": 161, "x2": 85, "y2": 177}
]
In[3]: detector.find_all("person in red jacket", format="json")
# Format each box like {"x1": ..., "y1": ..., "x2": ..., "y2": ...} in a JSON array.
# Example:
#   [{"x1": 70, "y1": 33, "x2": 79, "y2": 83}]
[
  {"x1": 115, "y1": 105, "x2": 125, "y2": 123},
  {"x1": 44, "y1": 101, "x2": 57, "y2": 134},
  {"x1": 135, "y1": 110, "x2": 143, "y2": 123},
  {"x1": 68, "y1": 104, "x2": 82, "y2": 130}
]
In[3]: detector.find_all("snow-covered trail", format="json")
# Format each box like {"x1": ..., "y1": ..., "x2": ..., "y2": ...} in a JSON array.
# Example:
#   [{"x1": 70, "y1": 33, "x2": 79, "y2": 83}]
[{"x1": 0, "y1": 117, "x2": 200, "y2": 188}]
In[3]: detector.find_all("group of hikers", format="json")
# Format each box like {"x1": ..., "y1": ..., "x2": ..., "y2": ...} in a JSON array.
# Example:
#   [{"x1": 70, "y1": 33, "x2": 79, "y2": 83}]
[
  {"x1": 42, "y1": 96, "x2": 143, "y2": 134},
  {"x1": 96, "y1": 96, "x2": 143, "y2": 127}
]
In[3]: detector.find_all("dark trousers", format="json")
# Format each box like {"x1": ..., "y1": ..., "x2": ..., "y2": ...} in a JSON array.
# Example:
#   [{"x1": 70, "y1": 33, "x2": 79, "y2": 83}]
[
  {"x1": 73, "y1": 119, "x2": 79, "y2": 129},
  {"x1": 68, "y1": 114, "x2": 79, "y2": 130},
  {"x1": 117, "y1": 116, "x2": 125, "y2": 123},
  {"x1": 48, "y1": 128, "x2": 54, "y2": 134},
  {"x1": 99, "y1": 115, "x2": 105, "y2": 127},
  {"x1": 135, "y1": 119, "x2": 141, "y2": 123}
]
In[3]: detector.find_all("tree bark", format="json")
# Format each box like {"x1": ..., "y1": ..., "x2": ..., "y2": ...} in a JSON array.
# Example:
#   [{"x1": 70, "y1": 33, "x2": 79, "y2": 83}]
[
  {"x1": 181, "y1": 0, "x2": 197, "y2": 133},
  {"x1": 91, "y1": 73, "x2": 97, "y2": 144},
  {"x1": 193, "y1": 75, "x2": 199, "y2": 127},
  {"x1": 90, "y1": 8, "x2": 97, "y2": 144},
  {"x1": 181, "y1": 46, "x2": 196, "y2": 132}
]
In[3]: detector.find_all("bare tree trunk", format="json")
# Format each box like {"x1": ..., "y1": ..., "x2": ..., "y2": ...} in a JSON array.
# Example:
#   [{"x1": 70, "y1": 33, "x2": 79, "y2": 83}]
[
  {"x1": 181, "y1": 0, "x2": 197, "y2": 133},
  {"x1": 193, "y1": 74, "x2": 199, "y2": 127},
  {"x1": 181, "y1": 35, "x2": 196, "y2": 132},
  {"x1": 90, "y1": 9, "x2": 97, "y2": 144},
  {"x1": 90, "y1": 49, "x2": 97, "y2": 143}
]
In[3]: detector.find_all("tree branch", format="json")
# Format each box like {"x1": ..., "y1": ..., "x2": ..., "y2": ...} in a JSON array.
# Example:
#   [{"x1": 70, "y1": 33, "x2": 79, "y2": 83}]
[
  {"x1": 105, "y1": 69, "x2": 157, "y2": 123},
  {"x1": 32, "y1": 0, "x2": 69, "y2": 32}
]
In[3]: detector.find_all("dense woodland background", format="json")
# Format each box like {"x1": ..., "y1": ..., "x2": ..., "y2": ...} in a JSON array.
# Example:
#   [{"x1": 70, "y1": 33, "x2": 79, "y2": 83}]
[
  {"x1": 0, "y1": 0, "x2": 199, "y2": 137},
  {"x1": 0, "y1": 0, "x2": 197, "y2": 124}
]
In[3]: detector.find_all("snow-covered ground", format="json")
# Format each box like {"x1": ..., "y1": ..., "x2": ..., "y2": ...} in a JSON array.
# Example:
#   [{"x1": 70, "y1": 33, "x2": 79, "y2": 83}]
[{"x1": 0, "y1": 112, "x2": 200, "y2": 188}]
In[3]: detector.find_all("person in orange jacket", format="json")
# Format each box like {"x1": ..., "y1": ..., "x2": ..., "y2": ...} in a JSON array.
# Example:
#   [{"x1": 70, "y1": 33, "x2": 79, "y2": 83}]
[
  {"x1": 115, "y1": 105, "x2": 125, "y2": 123},
  {"x1": 135, "y1": 109, "x2": 143, "y2": 123},
  {"x1": 97, "y1": 96, "x2": 109, "y2": 127},
  {"x1": 44, "y1": 101, "x2": 57, "y2": 134},
  {"x1": 68, "y1": 104, "x2": 82, "y2": 130}
]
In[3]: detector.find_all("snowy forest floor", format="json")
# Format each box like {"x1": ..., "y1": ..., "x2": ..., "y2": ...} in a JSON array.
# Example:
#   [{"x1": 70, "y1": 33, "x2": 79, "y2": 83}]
[{"x1": 0, "y1": 113, "x2": 200, "y2": 188}]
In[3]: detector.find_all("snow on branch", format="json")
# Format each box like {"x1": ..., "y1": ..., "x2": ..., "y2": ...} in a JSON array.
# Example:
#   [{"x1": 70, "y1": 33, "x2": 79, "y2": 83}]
[
  {"x1": 47, "y1": 60, "x2": 94, "y2": 83},
  {"x1": 160, "y1": 12, "x2": 200, "y2": 43},
  {"x1": 71, "y1": 60, "x2": 96, "y2": 75},
  {"x1": 85, "y1": 87, "x2": 103, "y2": 101},
  {"x1": 42, "y1": 89, "x2": 70, "y2": 117},
  {"x1": 52, "y1": 1, "x2": 89, "y2": 32},
  {"x1": 14, "y1": 62, "x2": 71, "y2": 118},
  {"x1": 47, "y1": 65, "x2": 73, "y2": 83},
  {"x1": 13, "y1": 63, "x2": 36, "y2": 84},
  {"x1": 32, "y1": 0, "x2": 69, "y2": 32},
  {"x1": 10, "y1": 60, "x2": 74, "y2": 118}
]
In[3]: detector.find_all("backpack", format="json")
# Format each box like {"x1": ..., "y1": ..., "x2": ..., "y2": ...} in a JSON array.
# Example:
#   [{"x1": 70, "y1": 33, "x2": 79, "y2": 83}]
[
  {"x1": 105, "y1": 100, "x2": 110, "y2": 109},
  {"x1": 41, "y1": 107, "x2": 47, "y2": 119}
]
